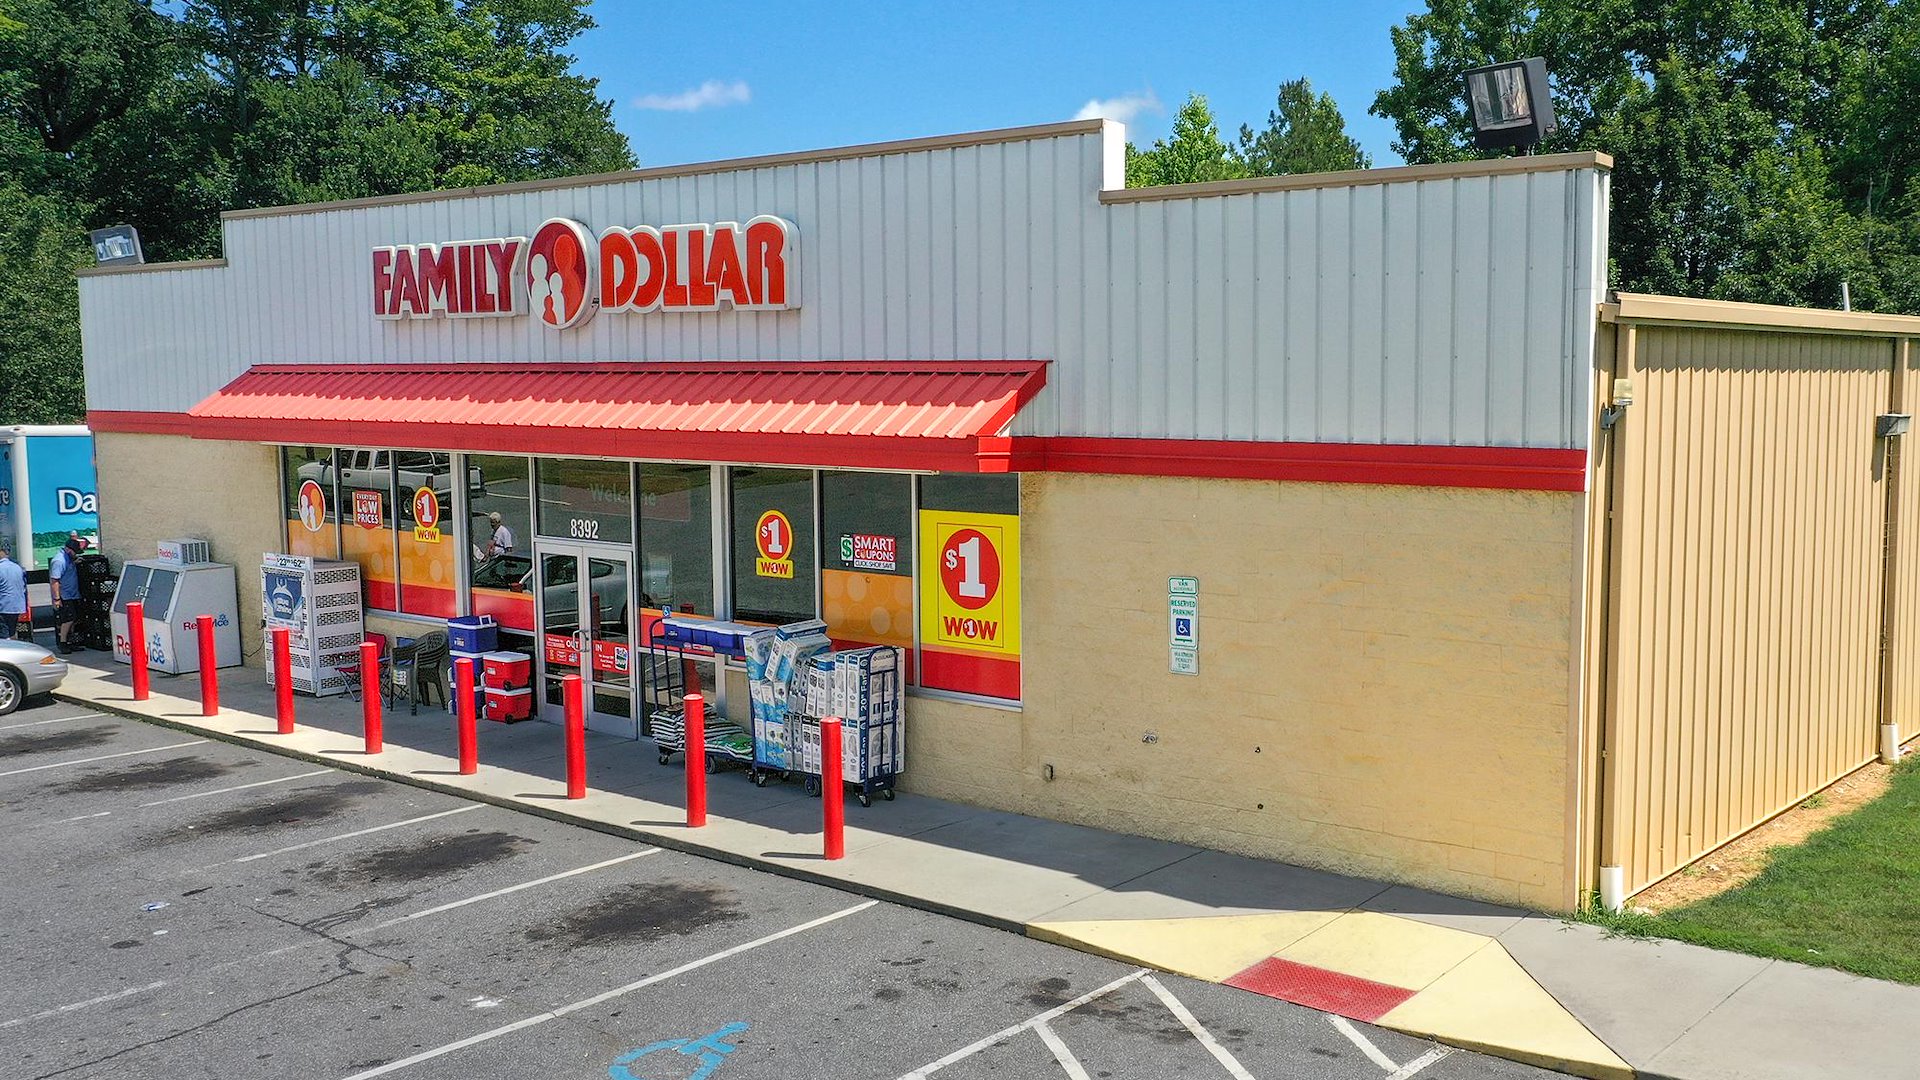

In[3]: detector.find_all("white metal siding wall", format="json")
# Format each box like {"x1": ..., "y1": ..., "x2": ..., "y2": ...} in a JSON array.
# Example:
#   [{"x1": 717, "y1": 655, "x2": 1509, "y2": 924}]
[{"x1": 80, "y1": 128, "x2": 1607, "y2": 451}]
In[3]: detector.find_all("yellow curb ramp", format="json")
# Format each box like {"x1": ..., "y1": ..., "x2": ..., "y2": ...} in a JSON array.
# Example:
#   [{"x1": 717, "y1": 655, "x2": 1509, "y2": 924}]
[
  {"x1": 1378, "y1": 942, "x2": 1634, "y2": 1080},
  {"x1": 1275, "y1": 910, "x2": 1488, "y2": 991},
  {"x1": 1029, "y1": 911, "x2": 1343, "y2": 982}
]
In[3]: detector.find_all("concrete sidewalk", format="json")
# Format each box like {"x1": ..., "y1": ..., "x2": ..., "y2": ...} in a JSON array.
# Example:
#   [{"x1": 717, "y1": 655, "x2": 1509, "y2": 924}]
[{"x1": 47, "y1": 655, "x2": 1920, "y2": 1080}]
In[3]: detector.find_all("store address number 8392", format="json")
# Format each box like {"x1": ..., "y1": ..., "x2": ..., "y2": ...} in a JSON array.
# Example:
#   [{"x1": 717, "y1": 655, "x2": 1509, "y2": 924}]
[{"x1": 569, "y1": 518, "x2": 601, "y2": 540}]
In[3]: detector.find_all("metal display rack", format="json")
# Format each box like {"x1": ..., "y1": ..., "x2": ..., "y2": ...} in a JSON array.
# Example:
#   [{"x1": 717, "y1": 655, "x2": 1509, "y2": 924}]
[
  {"x1": 791, "y1": 654, "x2": 902, "y2": 807},
  {"x1": 647, "y1": 618, "x2": 754, "y2": 771}
]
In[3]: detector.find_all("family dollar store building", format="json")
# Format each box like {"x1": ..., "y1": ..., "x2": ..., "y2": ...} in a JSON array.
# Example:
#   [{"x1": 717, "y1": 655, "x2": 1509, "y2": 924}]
[{"x1": 77, "y1": 119, "x2": 1920, "y2": 912}]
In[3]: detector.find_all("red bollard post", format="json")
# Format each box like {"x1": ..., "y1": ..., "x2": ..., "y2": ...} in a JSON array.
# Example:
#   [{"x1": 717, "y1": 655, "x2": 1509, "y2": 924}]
[
  {"x1": 822, "y1": 716, "x2": 845, "y2": 860},
  {"x1": 196, "y1": 615, "x2": 218, "y2": 716},
  {"x1": 685, "y1": 693, "x2": 707, "y2": 827},
  {"x1": 271, "y1": 628, "x2": 295, "y2": 734},
  {"x1": 360, "y1": 640, "x2": 382, "y2": 753},
  {"x1": 127, "y1": 601, "x2": 149, "y2": 702},
  {"x1": 455, "y1": 657, "x2": 478, "y2": 775},
  {"x1": 563, "y1": 674, "x2": 586, "y2": 799}
]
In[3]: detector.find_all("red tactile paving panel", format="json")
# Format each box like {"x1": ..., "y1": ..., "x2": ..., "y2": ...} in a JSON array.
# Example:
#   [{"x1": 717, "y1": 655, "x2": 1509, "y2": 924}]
[{"x1": 1224, "y1": 956, "x2": 1417, "y2": 1023}]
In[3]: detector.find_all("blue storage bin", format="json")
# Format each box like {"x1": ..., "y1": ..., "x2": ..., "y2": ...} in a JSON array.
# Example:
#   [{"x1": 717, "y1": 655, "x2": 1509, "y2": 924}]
[{"x1": 447, "y1": 615, "x2": 498, "y2": 654}]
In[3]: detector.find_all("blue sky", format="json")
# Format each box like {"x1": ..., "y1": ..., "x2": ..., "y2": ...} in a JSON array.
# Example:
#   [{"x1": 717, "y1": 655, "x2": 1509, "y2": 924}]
[{"x1": 571, "y1": 1, "x2": 1425, "y2": 170}]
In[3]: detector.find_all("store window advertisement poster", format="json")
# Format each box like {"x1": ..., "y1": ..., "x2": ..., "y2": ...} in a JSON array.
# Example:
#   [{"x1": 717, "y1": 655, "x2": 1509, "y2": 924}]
[{"x1": 918, "y1": 509, "x2": 1021, "y2": 699}]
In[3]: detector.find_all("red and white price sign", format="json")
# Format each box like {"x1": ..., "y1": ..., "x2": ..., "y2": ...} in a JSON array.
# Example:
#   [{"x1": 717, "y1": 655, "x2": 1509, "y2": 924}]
[
  {"x1": 938, "y1": 528, "x2": 1000, "y2": 610},
  {"x1": 353, "y1": 489, "x2": 383, "y2": 530},
  {"x1": 754, "y1": 509, "x2": 794, "y2": 579},
  {"x1": 411, "y1": 486, "x2": 441, "y2": 543}
]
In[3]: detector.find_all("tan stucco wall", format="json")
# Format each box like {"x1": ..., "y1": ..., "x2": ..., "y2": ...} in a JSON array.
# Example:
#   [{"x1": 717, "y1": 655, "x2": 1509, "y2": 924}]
[
  {"x1": 98, "y1": 433, "x2": 1578, "y2": 908},
  {"x1": 96, "y1": 432, "x2": 281, "y2": 657},
  {"x1": 902, "y1": 472, "x2": 1580, "y2": 910}
]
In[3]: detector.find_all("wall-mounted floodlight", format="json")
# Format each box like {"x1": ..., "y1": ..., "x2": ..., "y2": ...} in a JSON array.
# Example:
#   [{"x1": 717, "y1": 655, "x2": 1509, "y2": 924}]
[
  {"x1": 1463, "y1": 58, "x2": 1556, "y2": 151},
  {"x1": 88, "y1": 225, "x2": 144, "y2": 267}
]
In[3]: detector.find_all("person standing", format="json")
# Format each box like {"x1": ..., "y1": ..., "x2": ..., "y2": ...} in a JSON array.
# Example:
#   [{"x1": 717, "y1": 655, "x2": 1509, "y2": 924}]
[
  {"x1": 48, "y1": 534, "x2": 87, "y2": 653},
  {"x1": 486, "y1": 512, "x2": 515, "y2": 558},
  {"x1": 0, "y1": 546, "x2": 25, "y2": 642}
]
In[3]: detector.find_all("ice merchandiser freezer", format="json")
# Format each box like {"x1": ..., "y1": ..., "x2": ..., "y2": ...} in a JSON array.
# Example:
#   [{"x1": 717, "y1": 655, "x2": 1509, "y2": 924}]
[
  {"x1": 110, "y1": 559, "x2": 242, "y2": 673},
  {"x1": 261, "y1": 553, "x2": 364, "y2": 696}
]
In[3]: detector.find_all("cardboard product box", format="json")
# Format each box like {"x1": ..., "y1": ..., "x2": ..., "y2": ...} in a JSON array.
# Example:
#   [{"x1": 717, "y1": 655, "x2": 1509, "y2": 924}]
[
  {"x1": 743, "y1": 628, "x2": 777, "y2": 681},
  {"x1": 775, "y1": 618, "x2": 829, "y2": 640}
]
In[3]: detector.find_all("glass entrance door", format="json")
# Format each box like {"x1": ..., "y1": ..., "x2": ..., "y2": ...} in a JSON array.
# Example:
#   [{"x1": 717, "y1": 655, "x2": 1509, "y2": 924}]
[{"x1": 535, "y1": 541, "x2": 636, "y2": 738}]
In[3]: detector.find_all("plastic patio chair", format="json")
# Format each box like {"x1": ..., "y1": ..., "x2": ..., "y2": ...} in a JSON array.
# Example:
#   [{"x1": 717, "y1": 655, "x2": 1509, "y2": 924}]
[{"x1": 388, "y1": 630, "x2": 450, "y2": 715}]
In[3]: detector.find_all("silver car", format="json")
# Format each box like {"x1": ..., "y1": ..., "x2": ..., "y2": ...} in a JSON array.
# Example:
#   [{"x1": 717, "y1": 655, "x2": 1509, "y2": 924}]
[{"x1": 0, "y1": 637, "x2": 69, "y2": 716}]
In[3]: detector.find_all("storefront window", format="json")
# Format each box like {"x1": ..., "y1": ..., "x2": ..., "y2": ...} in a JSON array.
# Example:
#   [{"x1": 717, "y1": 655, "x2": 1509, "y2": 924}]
[
  {"x1": 394, "y1": 451, "x2": 457, "y2": 617},
  {"x1": 821, "y1": 472, "x2": 913, "y2": 665},
  {"x1": 730, "y1": 466, "x2": 816, "y2": 625},
  {"x1": 639, "y1": 464, "x2": 713, "y2": 617},
  {"x1": 281, "y1": 446, "x2": 339, "y2": 559},
  {"x1": 336, "y1": 447, "x2": 398, "y2": 610},
  {"x1": 536, "y1": 458, "x2": 633, "y2": 545},
  {"x1": 470, "y1": 454, "x2": 533, "y2": 631},
  {"x1": 916, "y1": 473, "x2": 1021, "y2": 701}
]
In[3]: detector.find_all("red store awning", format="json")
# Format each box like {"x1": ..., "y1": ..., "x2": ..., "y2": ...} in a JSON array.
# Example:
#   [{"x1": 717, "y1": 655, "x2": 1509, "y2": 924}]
[{"x1": 178, "y1": 360, "x2": 1049, "y2": 472}]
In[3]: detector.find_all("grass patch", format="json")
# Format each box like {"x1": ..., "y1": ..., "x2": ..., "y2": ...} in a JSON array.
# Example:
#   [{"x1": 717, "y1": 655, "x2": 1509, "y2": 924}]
[{"x1": 1582, "y1": 753, "x2": 1920, "y2": 984}]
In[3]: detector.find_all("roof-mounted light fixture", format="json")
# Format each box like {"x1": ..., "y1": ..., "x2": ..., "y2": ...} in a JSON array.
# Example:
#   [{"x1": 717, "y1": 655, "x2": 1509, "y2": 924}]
[{"x1": 1463, "y1": 58, "x2": 1557, "y2": 151}]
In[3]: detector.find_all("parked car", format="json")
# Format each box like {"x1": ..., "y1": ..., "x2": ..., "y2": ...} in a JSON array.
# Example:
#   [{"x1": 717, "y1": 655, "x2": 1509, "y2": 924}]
[
  {"x1": 0, "y1": 637, "x2": 69, "y2": 716},
  {"x1": 296, "y1": 449, "x2": 484, "y2": 507},
  {"x1": 470, "y1": 553, "x2": 631, "y2": 631}
]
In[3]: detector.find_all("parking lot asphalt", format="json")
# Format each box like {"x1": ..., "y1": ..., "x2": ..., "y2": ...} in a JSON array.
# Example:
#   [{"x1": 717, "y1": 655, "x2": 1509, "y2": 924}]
[{"x1": 1, "y1": 698, "x2": 1567, "y2": 1080}]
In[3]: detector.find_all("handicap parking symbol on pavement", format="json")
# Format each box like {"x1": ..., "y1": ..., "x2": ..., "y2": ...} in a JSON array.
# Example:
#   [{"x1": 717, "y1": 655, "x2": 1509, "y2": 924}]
[{"x1": 609, "y1": 1022, "x2": 748, "y2": 1080}]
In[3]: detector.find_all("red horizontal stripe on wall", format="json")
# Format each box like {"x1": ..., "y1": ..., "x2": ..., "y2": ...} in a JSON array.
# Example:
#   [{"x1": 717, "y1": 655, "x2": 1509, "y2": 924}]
[
  {"x1": 1009, "y1": 437, "x2": 1587, "y2": 491},
  {"x1": 921, "y1": 648, "x2": 1020, "y2": 701},
  {"x1": 94, "y1": 409, "x2": 1584, "y2": 491},
  {"x1": 88, "y1": 410, "x2": 201, "y2": 436}
]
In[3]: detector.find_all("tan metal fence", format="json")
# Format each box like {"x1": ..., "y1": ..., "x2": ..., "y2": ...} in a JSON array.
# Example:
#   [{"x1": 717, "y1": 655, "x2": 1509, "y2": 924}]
[{"x1": 1594, "y1": 297, "x2": 1920, "y2": 901}]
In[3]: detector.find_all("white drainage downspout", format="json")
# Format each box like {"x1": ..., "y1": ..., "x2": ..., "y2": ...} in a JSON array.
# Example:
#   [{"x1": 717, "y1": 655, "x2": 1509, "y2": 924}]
[
  {"x1": 1881, "y1": 724, "x2": 1902, "y2": 764},
  {"x1": 1599, "y1": 866, "x2": 1626, "y2": 913}
]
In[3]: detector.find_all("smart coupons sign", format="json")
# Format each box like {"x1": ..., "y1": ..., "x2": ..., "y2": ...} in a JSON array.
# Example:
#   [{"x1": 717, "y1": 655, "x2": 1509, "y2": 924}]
[
  {"x1": 371, "y1": 215, "x2": 798, "y2": 328},
  {"x1": 918, "y1": 509, "x2": 1021, "y2": 700}
]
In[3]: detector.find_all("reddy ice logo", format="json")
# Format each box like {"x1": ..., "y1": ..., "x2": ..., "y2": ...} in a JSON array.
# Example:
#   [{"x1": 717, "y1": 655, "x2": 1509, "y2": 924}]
[{"x1": 527, "y1": 217, "x2": 596, "y2": 329}]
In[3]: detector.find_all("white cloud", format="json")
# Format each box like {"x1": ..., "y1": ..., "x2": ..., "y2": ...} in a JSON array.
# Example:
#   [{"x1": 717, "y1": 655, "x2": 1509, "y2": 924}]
[
  {"x1": 633, "y1": 79, "x2": 752, "y2": 113},
  {"x1": 1073, "y1": 90, "x2": 1162, "y2": 124}
]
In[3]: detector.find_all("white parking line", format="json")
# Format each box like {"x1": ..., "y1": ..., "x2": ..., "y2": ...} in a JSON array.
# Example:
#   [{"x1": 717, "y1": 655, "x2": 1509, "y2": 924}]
[
  {"x1": 139, "y1": 769, "x2": 333, "y2": 807},
  {"x1": 0, "y1": 711, "x2": 105, "y2": 731},
  {"x1": 226, "y1": 805, "x2": 481, "y2": 865},
  {"x1": 370, "y1": 848, "x2": 661, "y2": 926},
  {"x1": 337, "y1": 899, "x2": 878, "y2": 1079},
  {"x1": 51, "y1": 810, "x2": 114, "y2": 824},
  {"x1": 1033, "y1": 1020, "x2": 1093, "y2": 1080},
  {"x1": 257, "y1": 847, "x2": 669, "y2": 961},
  {"x1": 0, "y1": 740, "x2": 206, "y2": 778},
  {"x1": 898, "y1": 969, "x2": 1149, "y2": 1079},
  {"x1": 1330, "y1": 1015, "x2": 1400, "y2": 1071},
  {"x1": 1141, "y1": 975, "x2": 1257, "y2": 1080},
  {"x1": 1387, "y1": 1047, "x2": 1451, "y2": 1079},
  {"x1": 0, "y1": 981, "x2": 167, "y2": 1030},
  {"x1": 1329, "y1": 1014, "x2": 1452, "y2": 1079}
]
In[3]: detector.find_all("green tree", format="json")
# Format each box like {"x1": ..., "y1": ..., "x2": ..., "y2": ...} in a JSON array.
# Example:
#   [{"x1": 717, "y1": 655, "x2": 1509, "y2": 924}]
[
  {"x1": 1370, "y1": 0, "x2": 1911, "y2": 311},
  {"x1": 0, "y1": 184, "x2": 88, "y2": 423},
  {"x1": 1126, "y1": 94, "x2": 1248, "y2": 187},
  {"x1": 1235, "y1": 78, "x2": 1370, "y2": 175}
]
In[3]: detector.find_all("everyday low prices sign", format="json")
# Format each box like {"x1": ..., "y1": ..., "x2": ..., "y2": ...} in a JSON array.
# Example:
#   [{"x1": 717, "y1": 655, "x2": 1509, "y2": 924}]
[{"x1": 353, "y1": 489, "x2": 383, "y2": 529}]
